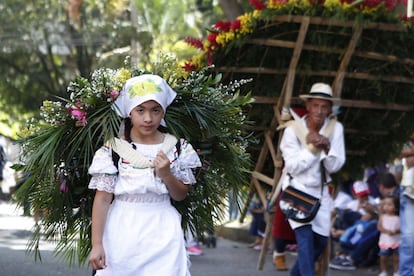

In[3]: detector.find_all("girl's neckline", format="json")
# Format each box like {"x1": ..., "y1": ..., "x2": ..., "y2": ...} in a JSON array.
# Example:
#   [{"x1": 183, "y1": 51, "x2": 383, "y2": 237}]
[{"x1": 130, "y1": 133, "x2": 165, "y2": 145}]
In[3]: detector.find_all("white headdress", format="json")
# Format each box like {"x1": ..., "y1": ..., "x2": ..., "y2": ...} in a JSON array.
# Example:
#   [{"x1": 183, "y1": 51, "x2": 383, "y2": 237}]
[{"x1": 113, "y1": 74, "x2": 177, "y2": 126}]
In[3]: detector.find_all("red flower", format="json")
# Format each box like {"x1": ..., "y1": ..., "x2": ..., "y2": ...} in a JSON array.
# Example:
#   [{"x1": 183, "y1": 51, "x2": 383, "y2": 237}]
[
  {"x1": 182, "y1": 61, "x2": 197, "y2": 72},
  {"x1": 213, "y1": 21, "x2": 231, "y2": 32},
  {"x1": 230, "y1": 19, "x2": 241, "y2": 30},
  {"x1": 184, "y1": 37, "x2": 204, "y2": 50},
  {"x1": 249, "y1": 0, "x2": 266, "y2": 10},
  {"x1": 207, "y1": 33, "x2": 219, "y2": 46}
]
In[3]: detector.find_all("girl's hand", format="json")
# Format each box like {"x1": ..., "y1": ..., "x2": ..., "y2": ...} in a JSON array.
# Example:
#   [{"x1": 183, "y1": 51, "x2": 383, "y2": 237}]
[
  {"x1": 89, "y1": 244, "x2": 107, "y2": 270},
  {"x1": 154, "y1": 150, "x2": 171, "y2": 179}
]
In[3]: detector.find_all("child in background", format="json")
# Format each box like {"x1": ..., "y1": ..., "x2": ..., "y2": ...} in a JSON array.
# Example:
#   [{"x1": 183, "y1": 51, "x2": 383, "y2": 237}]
[
  {"x1": 248, "y1": 193, "x2": 266, "y2": 250},
  {"x1": 377, "y1": 195, "x2": 400, "y2": 276}
]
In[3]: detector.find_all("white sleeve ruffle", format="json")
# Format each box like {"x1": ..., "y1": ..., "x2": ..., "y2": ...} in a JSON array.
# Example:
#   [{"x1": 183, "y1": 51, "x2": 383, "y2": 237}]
[
  {"x1": 88, "y1": 146, "x2": 118, "y2": 192},
  {"x1": 88, "y1": 146, "x2": 118, "y2": 175},
  {"x1": 173, "y1": 140, "x2": 202, "y2": 184},
  {"x1": 177, "y1": 140, "x2": 202, "y2": 169},
  {"x1": 88, "y1": 174, "x2": 117, "y2": 193}
]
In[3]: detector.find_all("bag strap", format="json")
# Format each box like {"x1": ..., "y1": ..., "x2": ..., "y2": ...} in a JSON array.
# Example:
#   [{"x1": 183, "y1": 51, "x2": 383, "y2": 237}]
[{"x1": 320, "y1": 161, "x2": 326, "y2": 196}]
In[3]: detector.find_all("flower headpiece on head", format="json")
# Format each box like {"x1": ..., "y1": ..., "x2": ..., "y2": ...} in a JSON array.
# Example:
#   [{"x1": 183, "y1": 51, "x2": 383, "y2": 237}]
[{"x1": 113, "y1": 74, "x2": 177, "y2": 127}]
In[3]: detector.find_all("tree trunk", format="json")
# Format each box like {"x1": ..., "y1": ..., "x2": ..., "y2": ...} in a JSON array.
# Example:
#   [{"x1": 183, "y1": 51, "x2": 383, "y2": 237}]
[{"x1": 218, "y1": 0, "x2": 244, "y2": 21}]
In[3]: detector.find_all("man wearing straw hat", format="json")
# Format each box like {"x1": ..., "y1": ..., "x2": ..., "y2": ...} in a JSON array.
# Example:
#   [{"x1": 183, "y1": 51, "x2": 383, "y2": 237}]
[{"x1": 279, "y1": 83, "x2": 346, "y2": 275}]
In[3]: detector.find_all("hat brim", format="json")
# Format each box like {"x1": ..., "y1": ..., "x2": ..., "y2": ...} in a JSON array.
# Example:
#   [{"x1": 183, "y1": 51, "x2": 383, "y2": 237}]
[
  {"x1": 299, "y1": 94, "x2": 341, "y2": 104},
  {"x1": 354, "y1": 191, "x2": 370, "y2": 197}
]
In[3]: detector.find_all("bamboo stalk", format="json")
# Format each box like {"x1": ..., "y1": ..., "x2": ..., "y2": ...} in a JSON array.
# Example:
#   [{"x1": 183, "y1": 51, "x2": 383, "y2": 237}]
[{"x1": 332, "y1": 26, "x2": 363, "y2": 97}]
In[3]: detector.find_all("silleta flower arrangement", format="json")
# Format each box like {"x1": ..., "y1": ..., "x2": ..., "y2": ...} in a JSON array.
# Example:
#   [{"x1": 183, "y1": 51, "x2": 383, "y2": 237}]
[
  {"x1": 184, "y1": 0, "x2": 413, "y2": 69},
  {"x1": 14, "y1": 56, "x2": 254, "y2": 265}
]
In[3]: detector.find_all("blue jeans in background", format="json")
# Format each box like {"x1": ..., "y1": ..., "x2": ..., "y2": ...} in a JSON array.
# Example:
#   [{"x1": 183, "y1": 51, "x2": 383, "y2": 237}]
[
  {"x1": 291, "y1": 224, "x2": 328, "y2": 276},
  {"x1": 399, "y1": 187, "x2": 414, "y2": 276}
]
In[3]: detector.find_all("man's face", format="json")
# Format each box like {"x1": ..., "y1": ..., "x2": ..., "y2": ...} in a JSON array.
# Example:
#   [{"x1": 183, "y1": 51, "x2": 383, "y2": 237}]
[
  {"x1": 379, "y1": 184, "x2": 395, "y2": 197},
  {"x1": 305, "y1": 98, "x2": 332, "y2": 126}
]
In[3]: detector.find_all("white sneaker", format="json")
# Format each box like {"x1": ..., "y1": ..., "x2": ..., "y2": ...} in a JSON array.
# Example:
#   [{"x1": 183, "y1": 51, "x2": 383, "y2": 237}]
[{"x1": 378, "y1": 271, "x2": 387, "y2": 276}]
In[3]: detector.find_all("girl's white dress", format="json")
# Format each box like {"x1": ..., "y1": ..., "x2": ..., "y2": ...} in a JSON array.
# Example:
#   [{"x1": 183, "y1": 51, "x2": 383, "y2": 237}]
[{"x1": 88, "y1": 137, "x2": 201, "y2": 276}]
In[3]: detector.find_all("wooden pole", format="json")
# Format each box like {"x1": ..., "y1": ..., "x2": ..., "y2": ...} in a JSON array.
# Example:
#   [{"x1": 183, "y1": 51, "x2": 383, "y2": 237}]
[{"x1": 256, "y1": 16, "x2": 310, "y2": 270}]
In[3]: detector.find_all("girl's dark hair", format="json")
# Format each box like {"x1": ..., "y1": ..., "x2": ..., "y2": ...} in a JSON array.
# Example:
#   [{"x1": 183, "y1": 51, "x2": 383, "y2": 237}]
[
  {"x1": 158, "y1": 125, "x2": 168, "y2": 133},
  {"x1": 385, "y1": 194, "x2": 400, "y2": 214},
  {"x1": 124, "y1": 118, "x2": 133, "y2": 143}
]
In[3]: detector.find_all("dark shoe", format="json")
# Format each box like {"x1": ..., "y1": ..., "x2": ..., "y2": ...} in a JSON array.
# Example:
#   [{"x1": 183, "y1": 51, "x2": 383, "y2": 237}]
[{"x1": 329, "y1": 256, "x2": 356, "y2": 270}]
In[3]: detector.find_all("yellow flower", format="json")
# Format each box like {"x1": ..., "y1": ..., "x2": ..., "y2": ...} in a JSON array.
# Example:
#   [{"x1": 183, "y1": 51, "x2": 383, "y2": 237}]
[
  {"x1": 129, "y1": 80, "x2": 161, "y2": 97},
  {"x1": 216, "y1": 32, "x2": 236, "y2": 46},
  {"x1": 253, "y1": 10, "x2": 262, "y2": 19},
  {"x1": 323, "y1": 0, "x2": 342, "y2": 10},
  {"x1": 238, "y1": 13, "x2": 254, "y2": 34},
  {"x1": 268, "y1": 1, "x2": 289, "y2": 9},
  {"x1": 190, "y1": 53, "x2": 205, "y2": 69},
  {"x1": 114, "y1": 68, "x2": 132, "y2": 86}
]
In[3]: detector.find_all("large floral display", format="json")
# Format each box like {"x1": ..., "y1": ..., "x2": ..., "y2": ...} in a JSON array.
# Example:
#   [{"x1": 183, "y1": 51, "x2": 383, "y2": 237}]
[
  {"x1": 14, "y1": 57, "x2": 254, "y2": 264},
  {"x1": 185, "y1": 0, "x2": 414, "y2": 174}
]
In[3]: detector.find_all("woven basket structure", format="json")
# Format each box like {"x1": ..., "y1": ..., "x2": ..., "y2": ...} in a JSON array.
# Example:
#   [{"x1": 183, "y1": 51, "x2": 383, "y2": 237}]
[{"x1": 210, "y1": 14, "x2": 414, "y2": 175}]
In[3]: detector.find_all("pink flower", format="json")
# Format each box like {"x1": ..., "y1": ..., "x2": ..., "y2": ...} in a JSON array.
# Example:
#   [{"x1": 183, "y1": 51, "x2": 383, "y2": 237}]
[
  {"x1": 60, "y1": 179, "x2": 68, "y2": 193},
  {"x1": 69, "y1": 108, "x2": 87, "y2": 126},
  {"x1": 109, "y1": 89, "x2": 119, "y2": 101}
]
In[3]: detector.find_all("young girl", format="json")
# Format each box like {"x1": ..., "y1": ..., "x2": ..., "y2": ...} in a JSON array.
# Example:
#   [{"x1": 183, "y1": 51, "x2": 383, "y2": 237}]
[
  {"x1": 377, "y1": 194, "x2": 400, "y2": 276},
  {"x1": 88, "y1": 74, "x2": 201, "y2": 276}
]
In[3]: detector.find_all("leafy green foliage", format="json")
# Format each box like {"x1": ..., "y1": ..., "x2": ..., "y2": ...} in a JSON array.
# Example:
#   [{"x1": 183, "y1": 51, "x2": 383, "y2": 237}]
[{"x1": 13, "y1": 56, "x2": 254, "y2": 265}]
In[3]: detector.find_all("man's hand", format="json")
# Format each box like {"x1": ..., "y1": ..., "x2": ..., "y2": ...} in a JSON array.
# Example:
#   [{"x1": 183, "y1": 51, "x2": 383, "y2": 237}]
[{"x1": 306, "y1": 132, "x2": 330, "y2": 152}]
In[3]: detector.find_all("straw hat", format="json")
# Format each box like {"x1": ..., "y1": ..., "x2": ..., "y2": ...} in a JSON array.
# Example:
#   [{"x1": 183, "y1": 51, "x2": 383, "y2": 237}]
[{"x1": 299, "y1": 83, "x2": 340, "y2": 104}]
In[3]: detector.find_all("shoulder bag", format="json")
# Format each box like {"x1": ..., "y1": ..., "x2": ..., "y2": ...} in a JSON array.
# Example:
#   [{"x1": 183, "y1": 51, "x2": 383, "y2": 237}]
[{"x1": 279, "y1": 163, "x2": 326, "y2": 223}]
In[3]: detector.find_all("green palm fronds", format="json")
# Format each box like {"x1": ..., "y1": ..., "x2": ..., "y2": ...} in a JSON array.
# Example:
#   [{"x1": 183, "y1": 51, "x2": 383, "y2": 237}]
[{"x1": 13, "y1": 57, "x2": 254, "y2": 265}]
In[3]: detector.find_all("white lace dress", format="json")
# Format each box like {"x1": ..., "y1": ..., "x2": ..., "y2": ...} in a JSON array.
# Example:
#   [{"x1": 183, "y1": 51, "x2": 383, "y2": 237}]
[{"x1": 88, "y1": 138, "x2": 201, "y2": 276}]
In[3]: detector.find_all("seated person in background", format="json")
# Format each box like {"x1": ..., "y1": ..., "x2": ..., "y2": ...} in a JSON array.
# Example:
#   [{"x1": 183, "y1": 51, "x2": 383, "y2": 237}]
[
  {"x1": 331, "y1": 180, "x2": 376, "y2": 240},
  {"x1": 332, "y1": 178, "x2": 354, "y2": 211},
  {"x1": 248, "y1": 193, "x2": 266, "y2": 250},
  {"x1": 329, "y1": 204, "x2": 379, "y2": 271}
]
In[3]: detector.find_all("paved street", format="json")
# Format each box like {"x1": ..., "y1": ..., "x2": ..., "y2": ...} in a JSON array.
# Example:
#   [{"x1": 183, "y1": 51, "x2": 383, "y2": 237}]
[{"x1": 0, "y1": 200, "x2": 381, "y2": 276}]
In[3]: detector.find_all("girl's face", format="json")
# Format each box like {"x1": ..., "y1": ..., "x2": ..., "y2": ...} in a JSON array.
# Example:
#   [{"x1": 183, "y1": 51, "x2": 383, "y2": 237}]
[
  {"x1": 382, "y1": 197, "x2": 396, "y2": 215},
  {"x1": 129, "y1": 100, "x2": 164, "y2": 139}
]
